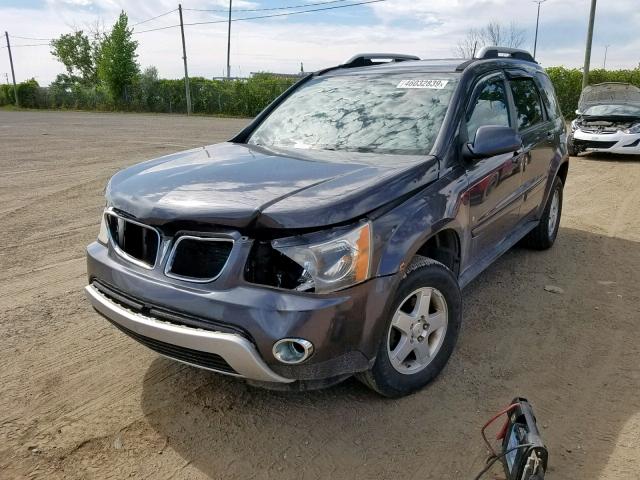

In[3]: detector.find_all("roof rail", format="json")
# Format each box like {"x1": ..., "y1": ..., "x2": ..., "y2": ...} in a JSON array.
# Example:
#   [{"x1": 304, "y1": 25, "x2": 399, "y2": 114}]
[
  {"x1": 476, "y1": 46, "x2": 537, "y2": 63},
  {"x1": 343, "y1": 53, "x2": 420, "y2": 68}
]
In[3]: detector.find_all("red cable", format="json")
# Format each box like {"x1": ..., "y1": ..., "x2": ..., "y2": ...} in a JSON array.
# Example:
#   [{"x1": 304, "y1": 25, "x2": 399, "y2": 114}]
[{"x1": 480, "y1": 403, "x2": 520, "y2": 457}]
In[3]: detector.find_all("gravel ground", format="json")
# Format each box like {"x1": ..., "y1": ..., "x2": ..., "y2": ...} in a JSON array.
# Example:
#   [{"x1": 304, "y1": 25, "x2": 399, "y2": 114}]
[{"x1": 1, "y1": 110, "x2": 639, "y2": 480}]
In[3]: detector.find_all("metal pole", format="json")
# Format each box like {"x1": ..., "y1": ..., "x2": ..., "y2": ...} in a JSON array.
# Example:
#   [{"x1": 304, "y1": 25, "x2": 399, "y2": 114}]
[
  {"x1": 603, "y1": 44, "x2": 609, "y2": 69},
  {"x1": 226, "y1": 0, "x2": 232, "y2": 79},
  {"x1": 5, "y1": 32, "x2": 18, "y2": 107},
  {"x1": 178, "y1": 5, "x2": 192, "y2": 115},
  {"x1": 533, "y1": 0, "x2": 546, "y2": 58},
  {"x1": 582, "y1": 0, "x2": 597, "y2": 90}
]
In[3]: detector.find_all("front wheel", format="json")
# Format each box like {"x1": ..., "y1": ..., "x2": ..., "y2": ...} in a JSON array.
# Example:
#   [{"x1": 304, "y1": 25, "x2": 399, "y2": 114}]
[
  {"x1": 567, "y1": 134, "x2": 579, "y2": 156},
  {"x1": 357, "y1": 256, "x2": 462, "y2": 397}
]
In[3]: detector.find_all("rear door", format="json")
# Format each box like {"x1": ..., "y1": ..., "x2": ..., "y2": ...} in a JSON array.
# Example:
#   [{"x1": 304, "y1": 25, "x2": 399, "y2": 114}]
[
  {"x1": 464, "y1": 72, "x2": 525, "y2": 258},
  {"x1": 507, "y1": 73, "x2": 554, "y2": 219}
]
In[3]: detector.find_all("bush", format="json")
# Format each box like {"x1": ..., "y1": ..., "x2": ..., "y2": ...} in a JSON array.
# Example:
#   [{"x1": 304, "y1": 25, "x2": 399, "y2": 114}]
[{"x1": 12, "y1": 67, "x2": 639, "y2": 120}]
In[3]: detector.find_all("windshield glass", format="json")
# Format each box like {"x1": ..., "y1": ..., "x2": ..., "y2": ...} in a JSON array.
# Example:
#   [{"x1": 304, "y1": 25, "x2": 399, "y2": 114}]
[
  {"x1": 248, "y1": 73, "x2": 459, "y2": 155},
  {"x1": 583, "y1": 104, "x2": 640, "y2": 117}
]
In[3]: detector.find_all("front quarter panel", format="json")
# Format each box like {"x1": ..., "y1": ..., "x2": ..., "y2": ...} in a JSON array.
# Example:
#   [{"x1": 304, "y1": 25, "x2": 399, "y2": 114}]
[{"x1": 373, "y1": 166, "x2": 469, "y2": 278}]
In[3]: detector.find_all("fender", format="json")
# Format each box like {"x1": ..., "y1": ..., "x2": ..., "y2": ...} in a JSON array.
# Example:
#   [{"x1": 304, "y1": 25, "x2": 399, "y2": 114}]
[{"x1": 372, "y1": 167, "x2": 469, "y2": 278}]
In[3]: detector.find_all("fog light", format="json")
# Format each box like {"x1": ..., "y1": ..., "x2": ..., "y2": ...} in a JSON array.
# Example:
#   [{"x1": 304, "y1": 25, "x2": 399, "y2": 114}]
[{"x1": 272, "y1": 338, "x2": 314, "y2": 364}]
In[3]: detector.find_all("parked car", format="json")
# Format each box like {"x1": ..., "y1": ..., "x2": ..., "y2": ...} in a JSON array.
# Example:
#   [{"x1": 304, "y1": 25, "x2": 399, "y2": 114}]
[
  {"x1": 85, "y1": 47, "x2": 569, "y2": 397},
  {"x1": 568, "y1": 82, "x2": 640, "y2": 156}
]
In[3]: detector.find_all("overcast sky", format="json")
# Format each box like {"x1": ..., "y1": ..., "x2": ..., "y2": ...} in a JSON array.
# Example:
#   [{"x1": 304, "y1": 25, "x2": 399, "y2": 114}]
[{"x1": 1, "y1": 0, "x2": 639, "y2": 85}]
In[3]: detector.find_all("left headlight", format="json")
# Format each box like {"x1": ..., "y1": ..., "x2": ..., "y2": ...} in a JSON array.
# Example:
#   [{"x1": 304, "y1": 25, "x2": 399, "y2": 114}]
[
  {"x1": 97, "y1": 210, "x2": 109, "y2": 244},
  {"x1": 272, "y1": 222, "x2": 372, "y2": 294},
  {"x1": 623, "y1": 123, "x2": 640, "y2": 134}
]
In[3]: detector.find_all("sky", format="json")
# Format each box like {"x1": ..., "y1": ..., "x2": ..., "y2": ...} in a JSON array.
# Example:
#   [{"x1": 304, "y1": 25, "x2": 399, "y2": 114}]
[{"x1": 1, "y1": 0, "x2": 639, "y2": 85}]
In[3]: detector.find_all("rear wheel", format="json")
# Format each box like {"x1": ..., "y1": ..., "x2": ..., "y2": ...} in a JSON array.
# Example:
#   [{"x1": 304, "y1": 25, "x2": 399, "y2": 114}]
[
  {"x1": 357, "y1": 256, "x2": 461, "y2": 397},
  {"x1": 523, "y1": 176, "x2": 563, "y2": 250}
]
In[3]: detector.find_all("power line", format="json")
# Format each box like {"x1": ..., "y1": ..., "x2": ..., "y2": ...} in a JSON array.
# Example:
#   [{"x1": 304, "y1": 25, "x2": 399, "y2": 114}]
[
  {"x1": 134, "y1": 0, "x2": 385, "y2": 34},
  {"x1": 131, "y1": 8, "x2": 177, "y2": 27},
  {"x1": 184, "y1": 0, "x2": 349, "y2": 13},
  {"x1": 134, "y1": 23, "x2": 181, "y2": 34},
  {"x1": 10, "y1": 35, "x2": 53, "y2": 41},
  {"x1": 184, "y1": 0, "x2": 387, "y2": 28},
  {"x1": 4, "y1": 43, "x2": 51, "y2": 48}
]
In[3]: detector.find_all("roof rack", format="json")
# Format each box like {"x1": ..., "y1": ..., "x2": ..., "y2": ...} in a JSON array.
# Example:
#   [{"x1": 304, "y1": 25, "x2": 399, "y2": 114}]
[
  {"x1": 476, "y1": 46, "x2": 537, "y2": 63},
  {"x1": 343, "y1": 53, "x2": 420, "y2": 68}
]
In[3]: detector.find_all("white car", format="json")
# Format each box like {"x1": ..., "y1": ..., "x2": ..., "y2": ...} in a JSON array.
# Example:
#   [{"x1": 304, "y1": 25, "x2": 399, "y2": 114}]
[{"x1": 568, "y1": 82, "x2": 640, "y2": 156}]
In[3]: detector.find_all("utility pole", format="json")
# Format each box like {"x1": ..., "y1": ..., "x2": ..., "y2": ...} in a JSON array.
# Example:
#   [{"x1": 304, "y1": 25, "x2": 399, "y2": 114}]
[
  {"x1": 582, "y1": 0, "x2": 597, "y2": 90},
  {"x1": 178, "y1": 4, "x2": 192, "y2": 115},
  {"x1": 226, "y1": 0, "x2": 232, "y2": 79},
  {"x1": 603, "y1": 44, "x2": 610, "y2": 69},
  {"x1": 532, "y1": 0, "x2": 547, "y2": 59},
  {"x1": 4, "y1": 32, "x2": 18, "y2": 107}
]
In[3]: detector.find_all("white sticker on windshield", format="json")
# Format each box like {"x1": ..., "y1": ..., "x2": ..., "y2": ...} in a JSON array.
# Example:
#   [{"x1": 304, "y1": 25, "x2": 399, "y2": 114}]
[{"x1": 397, "y1": 79, "x2": 449, "y2": 89}]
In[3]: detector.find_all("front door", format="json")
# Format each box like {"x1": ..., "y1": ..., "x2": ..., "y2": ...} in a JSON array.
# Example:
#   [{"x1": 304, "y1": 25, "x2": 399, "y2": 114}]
[
  {"x1": 507, "y1": 74, "x2": 554, "y2": 220},
  {"x1": 464, "y1": 73, "x2": 525, "y2": 259}
]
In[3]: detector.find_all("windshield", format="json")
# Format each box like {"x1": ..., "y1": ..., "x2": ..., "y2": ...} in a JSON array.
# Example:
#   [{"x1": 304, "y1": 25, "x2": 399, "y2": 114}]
[
  {"x1": 248, "y1": 73, "x2": 459, "y2": 155},
  {"x1": 583, "y1": 104, "x2": 640, "y2": 118}
]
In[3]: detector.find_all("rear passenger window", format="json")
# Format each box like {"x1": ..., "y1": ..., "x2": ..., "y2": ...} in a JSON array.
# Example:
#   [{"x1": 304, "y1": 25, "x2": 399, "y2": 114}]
[
  {"x1": 537, "y1": 73, "x2": 562, "y2": 120},
  {"x1": 510, "y1": 78, "x2": 544, "y2": 130},
  {"x1": 466, "y1": 78, "x2": 510, "y2": 141}
]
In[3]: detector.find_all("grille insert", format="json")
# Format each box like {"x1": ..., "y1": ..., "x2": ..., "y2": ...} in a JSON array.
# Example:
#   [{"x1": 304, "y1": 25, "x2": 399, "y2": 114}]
[
  {"x1": 574, "y1": 139, "x2": 617, "y2": 149},
  {"x1": 106, "y1": 212, "x2": 160, "y2": 268},
  {"x1": 107, "y1": 318, "x2": 237, "y2": 374},
  {"x1": 166, "y1": 236, "x2": 233, "y2": 282}
]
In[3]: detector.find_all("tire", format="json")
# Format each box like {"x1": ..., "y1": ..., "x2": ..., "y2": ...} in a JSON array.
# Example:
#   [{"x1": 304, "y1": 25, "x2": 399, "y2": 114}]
[
  {"x1": 357, "y1": 256, "x2": 462, "y2": 397},
  {"x1": 523, "y1": 176, "x2": 563, "y2": 250},
  {"x1": 567, "y1": 135, "x2": 578, "y2": 156}
]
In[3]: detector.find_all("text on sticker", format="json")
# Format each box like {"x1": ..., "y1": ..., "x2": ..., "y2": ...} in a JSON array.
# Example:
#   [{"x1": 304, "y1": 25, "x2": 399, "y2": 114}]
[{"x1": 397, "y1": 79, "x2": 449, "y2": 89}]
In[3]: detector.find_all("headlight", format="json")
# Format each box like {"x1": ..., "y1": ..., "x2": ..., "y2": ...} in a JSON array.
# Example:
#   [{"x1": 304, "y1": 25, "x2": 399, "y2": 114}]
[
  {"x1": 570, "y1": 119, "x2": 578, "y2": 132},
  {"x1": 97, "y1": 210, "x2": 109, "y2": 244},
  {"x1": 623, "y1": 123, "x2": 640, "y2": 134},
  {"x1": 272, "y1": 222, "x2": 372, "y2": 294}
]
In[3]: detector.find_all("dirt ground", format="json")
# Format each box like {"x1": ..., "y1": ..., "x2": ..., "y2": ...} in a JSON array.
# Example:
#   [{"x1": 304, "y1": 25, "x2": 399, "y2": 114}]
[{"x1": 0, "y1": 110, "x2": 639, "y2": 480}]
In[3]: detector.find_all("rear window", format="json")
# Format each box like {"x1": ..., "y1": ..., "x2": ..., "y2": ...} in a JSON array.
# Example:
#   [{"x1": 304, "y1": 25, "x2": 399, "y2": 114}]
[
  {"x1": 510, "y1": 78, "x2": 544, "y2": 130},
  {"x1": 248, "y1": 73, "x2": 459, "y2": 155}
]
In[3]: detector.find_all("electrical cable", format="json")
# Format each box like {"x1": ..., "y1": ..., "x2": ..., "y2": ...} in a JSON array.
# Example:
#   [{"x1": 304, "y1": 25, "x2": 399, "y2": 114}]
[
  {"x1": 131, "y1": 8, "x2": 177, "y2": 27},
  {"x1": 185, "y1": 0, "x2": 349, "y2": 13},
  {"x1": 472, "y1": 444, "x2": 534, "y2": 480},
  {"x1": 10, "y1": 35, "x2": 53, "y2": 41},
  {"x1": 6, "y1": 43, "x2": 52, "y2": 48},
  {"x1": 182, "y1": 0, "x2": 387, "y2": 28},
  {"x1": 480, "y1": 403, "x2": 519, "y2": 456}
]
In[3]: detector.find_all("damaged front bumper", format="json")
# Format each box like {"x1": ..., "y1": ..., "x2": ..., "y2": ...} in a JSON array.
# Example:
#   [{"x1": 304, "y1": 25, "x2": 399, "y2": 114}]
[
  {"x1": 86, "y1": 241, "x2": 399, "y2": 386},
  {"x1": 572, "y1": 129, "x2": 640, "y2": 154}
]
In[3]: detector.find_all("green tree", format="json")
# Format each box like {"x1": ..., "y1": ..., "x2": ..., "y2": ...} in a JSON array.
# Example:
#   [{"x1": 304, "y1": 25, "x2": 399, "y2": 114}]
[
  {"x1": 97, "y1": 11, "x2": 139, "y2": 102},
  {"x1": 50, "y1": 31, "x2": 99, "y2": 85}
]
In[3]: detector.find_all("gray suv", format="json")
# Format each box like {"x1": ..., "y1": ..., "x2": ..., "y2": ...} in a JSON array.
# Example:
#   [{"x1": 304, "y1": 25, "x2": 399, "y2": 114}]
[{"x1": 85, "y1": 47, "x2": 568, "y2": 397}]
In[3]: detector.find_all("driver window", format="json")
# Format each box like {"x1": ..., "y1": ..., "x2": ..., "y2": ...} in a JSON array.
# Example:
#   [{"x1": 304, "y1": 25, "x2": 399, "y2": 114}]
[{"x1": 466, "y1": 78, "x2": 510, "y2": 141}]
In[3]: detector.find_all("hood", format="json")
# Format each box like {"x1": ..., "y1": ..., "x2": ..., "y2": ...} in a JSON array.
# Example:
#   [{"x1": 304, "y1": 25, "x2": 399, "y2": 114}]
[
  {"x1": 106, "y1": 142, "x2": 439, "y2": 230},
  {"x1": 578, "y1": 83, "x2": 640, "y2": 113}
]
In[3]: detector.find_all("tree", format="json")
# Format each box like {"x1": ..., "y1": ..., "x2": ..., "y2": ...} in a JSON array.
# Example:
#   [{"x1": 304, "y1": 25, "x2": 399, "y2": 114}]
[
  {"x1": 455, "y1": 21, "x2": 526, "y2": 58},
  {"x1": 97, "y1": 11, "x2": 139, "y2": 102},
  {"x1": 50, "y1": 31, "x2": 99, "y2": 85}
]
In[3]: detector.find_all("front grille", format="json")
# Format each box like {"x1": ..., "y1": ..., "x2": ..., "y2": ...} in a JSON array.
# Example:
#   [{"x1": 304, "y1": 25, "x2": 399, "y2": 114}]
[
  {"x1": 91, "y1": 280, "x2": 249, "y2": 336},
  {"x1": 107, "y1": 317, "x2": 237, "y2": 374},
  {"x1": 106, "y1": 212, "x2": 160, "y2": 268},
  {"x1": 574, "y1": 139, "x2": 617, "y2": 149},
  {"x1": 166, "y1": 236, "x2": 233, "y2": 281}
]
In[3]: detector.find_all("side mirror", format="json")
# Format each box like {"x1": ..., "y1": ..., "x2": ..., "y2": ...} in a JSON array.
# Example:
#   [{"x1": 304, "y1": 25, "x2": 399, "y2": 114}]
[{"x1": 465, "y1": 125, "x2": 522, "y2": 159}]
